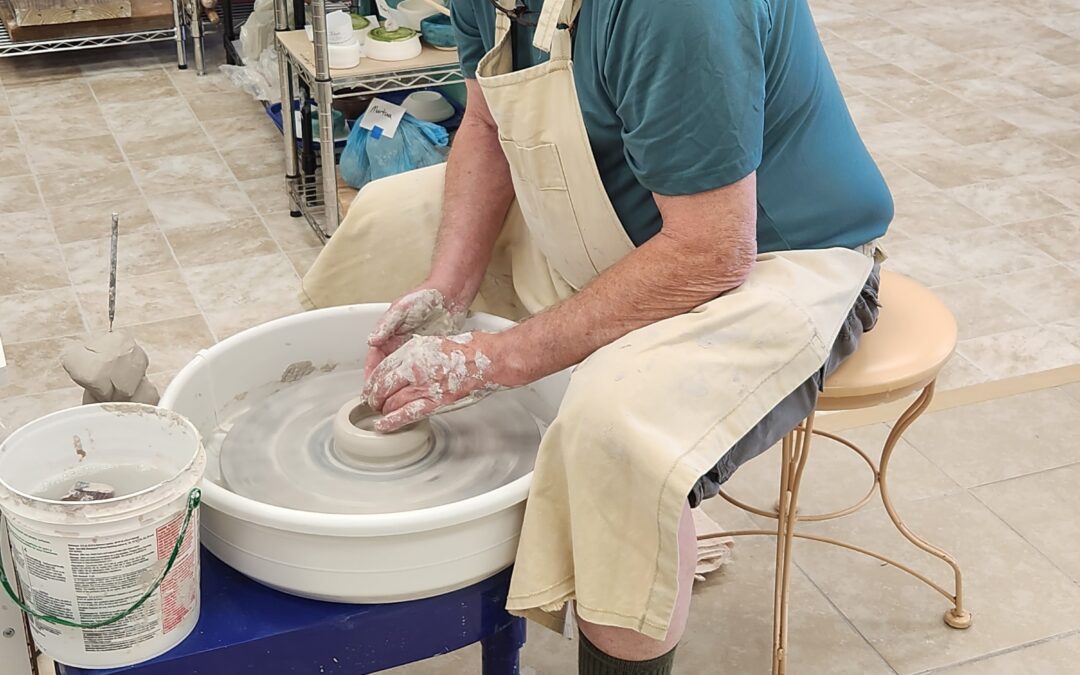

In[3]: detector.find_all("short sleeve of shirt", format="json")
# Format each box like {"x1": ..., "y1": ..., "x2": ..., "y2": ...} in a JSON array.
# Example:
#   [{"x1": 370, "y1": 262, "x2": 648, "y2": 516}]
[
  {"x1": 602, "y1": 0, "x2": 772, "y2": 195},
  {"x1": 451, "y1": 0, "x2": 486, "y2": 78}
]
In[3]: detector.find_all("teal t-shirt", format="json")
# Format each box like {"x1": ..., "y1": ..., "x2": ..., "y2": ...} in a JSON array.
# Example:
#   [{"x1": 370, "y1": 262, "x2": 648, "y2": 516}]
[{"x1": 451, "y1": 0, "x2": 893, "y2": 251}]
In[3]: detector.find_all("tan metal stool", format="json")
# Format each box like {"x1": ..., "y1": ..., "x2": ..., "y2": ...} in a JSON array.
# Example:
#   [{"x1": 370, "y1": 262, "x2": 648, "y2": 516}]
[{"x1": 718, "y1": 271, "x2": 972, "y2": 675}]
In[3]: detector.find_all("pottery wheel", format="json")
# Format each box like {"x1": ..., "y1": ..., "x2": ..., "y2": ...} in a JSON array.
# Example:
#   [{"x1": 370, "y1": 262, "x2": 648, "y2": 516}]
[{"x1": 217, "y1": 369, "x2": 546, "y2": 515}]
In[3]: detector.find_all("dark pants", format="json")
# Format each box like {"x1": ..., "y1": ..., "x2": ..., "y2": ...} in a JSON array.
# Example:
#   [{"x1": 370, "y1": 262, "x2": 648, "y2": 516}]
[{"x1": 688, "y1": 263, "x2": 882, "y2": 507}]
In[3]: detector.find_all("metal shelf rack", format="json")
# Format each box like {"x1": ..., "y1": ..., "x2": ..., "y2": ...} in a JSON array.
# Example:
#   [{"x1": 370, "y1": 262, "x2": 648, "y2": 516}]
[
  {"x1": 221, "y1": 0, "x2": 255, "y2": 64},
  {"x1": 274, "y1": 0, "x2": 463, "y2": 241},
  {"x1": 0, "y1": 0, "x2": 212, "y2": 73}
]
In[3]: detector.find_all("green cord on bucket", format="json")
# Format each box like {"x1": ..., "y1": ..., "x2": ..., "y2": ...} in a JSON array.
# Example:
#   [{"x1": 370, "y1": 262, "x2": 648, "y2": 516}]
[{"x1": 0, "y1": 488, "x2": 201, "y2": 630}]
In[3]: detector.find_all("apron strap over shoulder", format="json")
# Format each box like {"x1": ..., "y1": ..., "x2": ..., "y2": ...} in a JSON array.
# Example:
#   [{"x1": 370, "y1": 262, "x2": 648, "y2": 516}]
[
  {"x1": 493, "y1": 5, "x2": 512, "y2": 42},
  {"x1": 533, "y1": 0, "x2": 581, "y2": 53}
]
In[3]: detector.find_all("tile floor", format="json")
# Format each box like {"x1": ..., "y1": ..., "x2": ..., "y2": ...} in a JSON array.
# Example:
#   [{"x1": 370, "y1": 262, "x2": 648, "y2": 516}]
[{"x1": 0, "y1": 0, "x2": 1078, "y2": 672}]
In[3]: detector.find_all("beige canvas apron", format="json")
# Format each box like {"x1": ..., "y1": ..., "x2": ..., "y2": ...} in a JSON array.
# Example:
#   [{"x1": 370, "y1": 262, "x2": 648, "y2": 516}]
[{"x1": 300, "y1": 0, "x2": 874, "y2": 639}]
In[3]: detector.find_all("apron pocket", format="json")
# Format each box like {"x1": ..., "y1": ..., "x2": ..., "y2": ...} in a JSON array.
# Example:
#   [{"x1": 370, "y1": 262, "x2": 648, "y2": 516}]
[{"x1": 498, "y1": 138, "x2": 599, "y2": 289}]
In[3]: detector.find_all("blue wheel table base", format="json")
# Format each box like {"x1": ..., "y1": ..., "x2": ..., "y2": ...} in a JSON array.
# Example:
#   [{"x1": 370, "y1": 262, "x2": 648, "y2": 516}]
[{"x1": 57, "y1": 548, "x2": 526, "y2": 675}]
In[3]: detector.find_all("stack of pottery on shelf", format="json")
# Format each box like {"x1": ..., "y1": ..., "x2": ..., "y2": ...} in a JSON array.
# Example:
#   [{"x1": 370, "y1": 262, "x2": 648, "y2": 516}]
[{"x1": 324, "y1": 9, "x2": 362, "y2": 69}]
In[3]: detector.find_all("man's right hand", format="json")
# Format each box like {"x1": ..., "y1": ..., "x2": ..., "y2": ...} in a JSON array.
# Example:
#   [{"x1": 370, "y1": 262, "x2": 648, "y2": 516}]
[{"x1": 364, "y1": 286, "x2": 468, "y2": 380}]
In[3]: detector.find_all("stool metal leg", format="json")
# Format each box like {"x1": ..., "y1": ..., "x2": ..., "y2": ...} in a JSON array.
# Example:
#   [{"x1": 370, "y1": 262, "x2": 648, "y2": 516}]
[
  {"x1": 877, "y1": 381, "x2": 972, "y2": 630},
  {"x1": 481, "y1": 616, "x2": 525, "y2": 675},
  {"x1": 772, "y1": 412, "x2": 815, "y2": 675}
]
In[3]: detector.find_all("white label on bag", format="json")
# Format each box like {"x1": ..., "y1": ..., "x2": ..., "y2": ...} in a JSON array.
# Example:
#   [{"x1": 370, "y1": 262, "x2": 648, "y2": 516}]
[{"x1": 359, "y1": 98, "x2": 406, "y2": 139}]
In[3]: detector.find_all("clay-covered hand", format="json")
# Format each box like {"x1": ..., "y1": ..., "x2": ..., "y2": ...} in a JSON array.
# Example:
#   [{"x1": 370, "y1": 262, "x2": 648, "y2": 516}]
[
  {"x1": 364, "y1": 288, "x2": 468, "y2": 380},
  {"x1": 362, "y1": 332, "x2": 516, "y2": 432}
]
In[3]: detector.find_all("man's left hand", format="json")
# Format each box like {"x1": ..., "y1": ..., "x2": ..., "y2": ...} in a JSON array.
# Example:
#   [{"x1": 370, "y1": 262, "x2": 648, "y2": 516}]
[{"x1": 362, "y1": 332, "x2": 520, "y2": 432}]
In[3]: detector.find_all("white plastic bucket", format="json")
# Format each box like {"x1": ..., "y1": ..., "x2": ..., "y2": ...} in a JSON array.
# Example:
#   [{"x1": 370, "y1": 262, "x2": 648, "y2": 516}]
[{"x1": 0, "y1": 404, "x2": 205, "y2": 669}]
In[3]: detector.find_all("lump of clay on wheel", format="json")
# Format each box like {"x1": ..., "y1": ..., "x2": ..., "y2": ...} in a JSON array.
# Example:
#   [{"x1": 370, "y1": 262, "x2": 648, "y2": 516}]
[{"x1": 61, "y1": 332, "x2": 160, "y2": 405}]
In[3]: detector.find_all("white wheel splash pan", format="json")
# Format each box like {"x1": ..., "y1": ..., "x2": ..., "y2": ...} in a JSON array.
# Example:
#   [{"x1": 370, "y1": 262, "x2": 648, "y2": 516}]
[{"x1": 160, "y1": 304, "x2": 569, "y2": 603}]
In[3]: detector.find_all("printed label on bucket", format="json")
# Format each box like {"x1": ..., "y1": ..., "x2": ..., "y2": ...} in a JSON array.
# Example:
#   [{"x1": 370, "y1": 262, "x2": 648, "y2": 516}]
[{"x1": 8, "y1": 509, "x2": 200, "y2": 653}]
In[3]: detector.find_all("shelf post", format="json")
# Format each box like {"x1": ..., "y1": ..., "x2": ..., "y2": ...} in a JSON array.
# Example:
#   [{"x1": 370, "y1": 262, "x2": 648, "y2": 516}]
[{"x1": 311, "y1": 0, "x2": 341, "y2": 234}]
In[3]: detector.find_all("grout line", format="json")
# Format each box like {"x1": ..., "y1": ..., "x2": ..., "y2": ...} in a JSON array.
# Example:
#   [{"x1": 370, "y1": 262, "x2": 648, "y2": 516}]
[{"x1": 914, "y1": 628, "x2": 1080, "y2": 674}]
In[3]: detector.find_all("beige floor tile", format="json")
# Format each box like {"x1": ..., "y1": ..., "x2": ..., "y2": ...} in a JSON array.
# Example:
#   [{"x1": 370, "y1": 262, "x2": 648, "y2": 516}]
[
  {"x1": 893, "y1": 148, "x2": 1011, "y2": 190},
  {"x1": 0, "y1": 97, "x2": 8, "y2": 117},
  {"x1": 131, "y1": 151, "x2": 236, "y2": 195},
  {"x1": 875, "y1": 158, "x2": 936, "y2": 197},
  {"x1": 14, "y1": 103, "x2": 109, "y2": 144},
  {"x1": 795, "y1": 491, "x2": 1080, "y2": 674},
  {"x1": 203, "y1": 298, "x2": 307, "y2": 340},
  {"x1": 960, "y1": 45, "x2": 1061, "y2": 75},
  {"x1": 7, "y1": 79, "x2": 95, "y2": 116},
  {"x1": 0, "y1": 288, "x2": 83, "y2": 343},
  {"x1": 979, "y1": 265, "x2": 1080, "y2": 325},
  {"x1": 1054, "y1": 319, "x2": 1080, "y2": 348},
  {"x1": 974, "y1": 463, "x2": 1080, "y2": 585},
  {"x1": 820, "y1": 38, "x2": 886, "y2": 71},
  {"x1": 50, "y1": 196, "x2": 157, "y2": 243},
  {"x1": 74, "y1": 270, "x2": 199, "y2": 332},
  {"x1": 0, "y1": 174, "x2": 42, "y2": 214},
  {"x1": 962, "y1": 136, "x2": 1079, "y2": 178},
  {"x1": 0, "y1": 386, "x2": 83, "y2": 433},
  {"x1": 1050, "y1": 129, "x2": 1080, "y2": 157},
  {"x1": 166, "y1": 69, "x2": 236, "y2": 96},
  {"x1": 874, "y1": 83, "x2": 976, "y2": 120},
  {"x1": 958, "y1": 325, "x2": 1080, "y2": 380},
  {"x1": 947, "y1": 179, "x2": 1070, "y2": 226},
  {"x1": 165, "y1": 217, "x2": 280, "y2": 267},
  {"x1": 993, "y1": 102, "x2": 1080, "y2": 135},
  {"x1": 932, "y1": 633, "x2": 1080, "y2": 675},
  {"x1": 935, "y1": 353, "x2": 992, "y2": 391},
  {"x1": 723, "y1": 423, "x2": 962, "y2": 522},
  {"x1": 28, "y1": 134, "x2": 124, "y2": 174},
  {"x1": 99, "y1": 97, "x2": 200, "y2": 134},
  {"x1": 923, "y1": 110, "x2": 1022, "y2": 147},
  {"x1": 262, "y1": 212, "x2": 323, "y2": 251},
  {"x1": 861, "y1": 120, "x2": 957, "y2": 157},
  {"x1": 1015, "y1": 63, "x2": 1080, "y2": 100},
  {"x1": 1035, "y1": 32, "x2": 1080, "y2": 63},
  {"x1": 930, "y1": 280, "x2": 1036, "y2": 340},
  {"x1": 0, "y1": 116, "x2": 17, "y2": 141},
  {"x1": 842, "y1": 64, "x2": 925, "y2": 98},
  {"x1": 1008, "y1": 214, "x2": 1080, "y2": 263},
  {"x1": 286, "y1": 247, "x2": 322, "y2": 277},
  {"x1": 115, "y1": 125, "x2": 216, "y2": 162},
  {"x1": 147, "y1": 186, "x2": 258, "y2": 228},
  {"x1": 903, "y1": 52, "x2": 994, "y2": 84},
  {"x1": 239, "y1": 176, "x2": 291, "y2": 215},
  {"x1": 0, "y1": 334, "x2": 86, "y2": 398},
  {"x1": 0, "y1": 144, "x2": 30, "y2": 178},
  {"x1": 87, "y1": 68, "x2": 179, "y2": 104},
  {"x1": 1018, "y1": 172, "x2": 1080, "y2": 212},
  {"x1": 0, "y1": 59, "x2": 82, "y2": 87},
  {"x1": 62, "y1": 231, "x2": 177, "y2": 286},
  {"x1": 884, "y1": 227, "x2": 1055, "y2": 286},
  {"x1": 36, "y1": 164, "x2": 137, "y2": 208},
  {"x1": 204, "y1": 114, "x2": 283, "y2": 151},
  {"x1": 943, "y1": 77, "x2": 1044, "y2": 108},
  {"x1": 0, "y1": 209, "x2": 54, "y2": 250},
  {"x1": 891, "y1": 188, "x2": 994, "y2": 236},
  {"x1": 185, "y1": 91, "x2": 265, "y2": 121},
  {"x1": 147, "y1": 369, "x2": 178, "y2": 396},
  {"x1": 903, "y1": 388, "x2": 1080, "y2": 487},
  {"x1": 184, "y1": 252, "x2": 300, "y2": 312},
  {"x1": 221, "y1": 143, "x2": 282, "y2": 181},
  {"x1": 0, "y1": 244, "x2": 69, "y2": 295},
  {"x1": 124, "y1": 315, "x2": 215, "y2": 375}
]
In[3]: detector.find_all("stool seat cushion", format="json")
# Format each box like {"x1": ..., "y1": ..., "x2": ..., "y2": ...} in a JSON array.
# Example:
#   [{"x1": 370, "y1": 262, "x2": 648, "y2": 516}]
[{"x1": 820, "y1": 271, "x2": 957, "y2": 410}]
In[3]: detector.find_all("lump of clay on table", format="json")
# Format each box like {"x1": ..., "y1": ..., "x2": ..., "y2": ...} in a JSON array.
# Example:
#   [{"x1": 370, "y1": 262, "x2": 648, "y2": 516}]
[{"x1": 60, "y1": 481, "x2": 116, "y2": 502}]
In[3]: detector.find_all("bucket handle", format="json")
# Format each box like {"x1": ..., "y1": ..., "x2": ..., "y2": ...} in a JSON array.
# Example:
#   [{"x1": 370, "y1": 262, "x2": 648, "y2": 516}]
[{"x1": 0, "y1": 488, "x2": 201, "y2": 630}]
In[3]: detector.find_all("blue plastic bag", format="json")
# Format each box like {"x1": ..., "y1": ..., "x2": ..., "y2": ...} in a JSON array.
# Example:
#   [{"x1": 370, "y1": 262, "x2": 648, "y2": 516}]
[{"x1": 339, "y1": 112, "x2": 450, "y2": 190}]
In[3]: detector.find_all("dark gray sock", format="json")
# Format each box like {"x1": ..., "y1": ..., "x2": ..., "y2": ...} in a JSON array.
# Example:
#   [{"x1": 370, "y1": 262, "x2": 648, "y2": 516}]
[{"x1": 578, "y1": 633, "x2": 677, "y2": 675}]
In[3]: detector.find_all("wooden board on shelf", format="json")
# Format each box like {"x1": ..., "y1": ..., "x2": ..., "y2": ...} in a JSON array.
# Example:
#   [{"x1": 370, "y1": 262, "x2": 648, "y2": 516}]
[
  {"x1": 0, "y1": 0, "x2": 169, "y2": 41},
  {"x1": 277, "y1": 29, "x2": 458, "y2": 80},
  {"x1": 11, "y1": 0, "x2": 131, "y2": 27}
]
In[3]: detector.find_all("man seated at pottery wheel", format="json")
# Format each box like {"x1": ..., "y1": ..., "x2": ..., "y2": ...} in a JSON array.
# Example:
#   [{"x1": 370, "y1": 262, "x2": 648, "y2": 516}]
[{"x1": 300, "y1": 0, "x2": 891, "y2": 672}]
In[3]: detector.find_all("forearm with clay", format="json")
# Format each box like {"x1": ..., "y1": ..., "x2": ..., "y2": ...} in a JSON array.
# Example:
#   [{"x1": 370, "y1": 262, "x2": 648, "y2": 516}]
[{"x1": 495, "y1": 173, "x2": 760, "y2": 386}]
